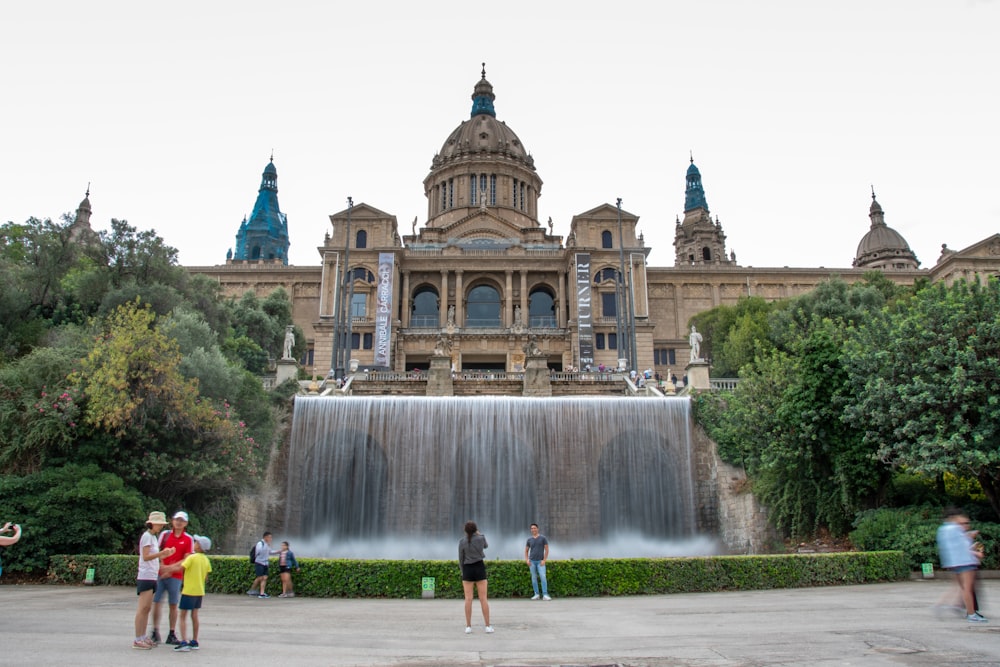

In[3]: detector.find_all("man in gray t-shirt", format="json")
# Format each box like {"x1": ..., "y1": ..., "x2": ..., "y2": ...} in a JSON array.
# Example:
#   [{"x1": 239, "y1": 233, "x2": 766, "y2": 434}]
[{"x1": 524, "y1": 523, "x2": 550, "y2": 600}]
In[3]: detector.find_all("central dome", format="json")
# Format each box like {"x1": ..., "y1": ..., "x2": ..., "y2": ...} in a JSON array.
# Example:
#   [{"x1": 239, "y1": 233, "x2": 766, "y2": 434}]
[{"x1": 432, "y1": 69, "x2": 534, "y2": 171}]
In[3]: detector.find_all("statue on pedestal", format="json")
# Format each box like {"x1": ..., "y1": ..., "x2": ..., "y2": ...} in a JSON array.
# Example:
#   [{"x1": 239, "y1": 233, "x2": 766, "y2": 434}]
[
  {"x1": 282, "y1": 326, "x2": 295, "y2": 360},
  {"x1": 688, "y1": 325, "x2": 703, "y2": 362}
]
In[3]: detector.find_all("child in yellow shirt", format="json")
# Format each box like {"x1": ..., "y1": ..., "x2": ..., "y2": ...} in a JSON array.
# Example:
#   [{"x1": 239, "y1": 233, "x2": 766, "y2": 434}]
[{"x1": 163, "y1": 534, "x2": 212, "y2": 651}]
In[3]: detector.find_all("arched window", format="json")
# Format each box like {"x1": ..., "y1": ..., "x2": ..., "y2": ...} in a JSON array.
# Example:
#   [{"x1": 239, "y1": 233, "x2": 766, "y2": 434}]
[
  {"x1": 466, "y1": 285, "x2": 501, "y2": 328},
  {"x1": 601, "y1": 230, "x2": 613, "y2": 249},
  {"x1": 593, "y1": 268, "x2": 622, "y2": 284},
  {"x1": 489, "y1": 174, "x2": 497, "y2": 205},
  {"x1": 702, "y1": 247, "x2": 712, "y2": 261},
  {"x1": 528, "y1": 288, "x2": 556, "y2": 328},
  {"x1": 411, "y1": 287, "x2": 439, "y2": 328},
  {"x1": 356, "y1": 230, "x2": 367, "y2": 248},
  {"x1": 350, "y1": 267, "x2": 375, "y2": 283},
  {"x1": 251, "y1": 245, "x2": 262, "y2": 259},
  {"x1": 470, "y1": 173, "x2": 478, "y2": 205}
]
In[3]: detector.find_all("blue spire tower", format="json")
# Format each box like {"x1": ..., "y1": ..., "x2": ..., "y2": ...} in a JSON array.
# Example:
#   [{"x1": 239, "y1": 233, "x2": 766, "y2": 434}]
[
  {"x1": 673, "y1": 155, "x2": 734, "y2": 266},
  {"x1": 232, "y1": 157, "x2": 290, "y2": 264}
]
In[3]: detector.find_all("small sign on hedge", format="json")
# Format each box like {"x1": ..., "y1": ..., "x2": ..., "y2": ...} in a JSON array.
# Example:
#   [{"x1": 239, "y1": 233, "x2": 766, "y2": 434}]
[{"x1": 421, "y1": 576, "x2": 435, "y2": 598}]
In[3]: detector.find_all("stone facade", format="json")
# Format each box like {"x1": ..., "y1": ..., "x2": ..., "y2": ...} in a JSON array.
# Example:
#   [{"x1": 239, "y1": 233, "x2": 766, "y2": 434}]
[{"x1": 190, "y1": 71, "x2": 999, "y2": 379}]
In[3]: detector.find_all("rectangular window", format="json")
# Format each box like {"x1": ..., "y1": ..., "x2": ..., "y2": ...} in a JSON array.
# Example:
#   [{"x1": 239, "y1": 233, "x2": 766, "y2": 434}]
[
  {"x1": 513, "y1": 178, "x2": 518, "y2": 209},
  {"x1": 441, "y1": 184, "x2": 446, "y2": 211},
  {"x1": 608, "y1": 333, "x2": 618, "y2": 350},
  {"x1": 351, "y1": 332, "x2": 360, "y2": 350},
  {"x1": 490, "y1": 174, "x2": 497, "y2": 206},
  {"x1": 520, "y1": 182, "x2": 526, "y2": 211},
  {"x1": 654, "y1": 348, "x2": 676, "y2": 365},
  {"x1": 351, "y1": 293, "x2": 366, "y2": 318},
  {"x1": 602, "y1": 292, "x2": 617, "y2": 318},
  {"x1": 595, "y1": 333, "x2": 605, "y2": 350},
  {"x1": 470, "y1": 174, "x2": 477, "y2": 205},
  {"x1": 448, "y1": 178, "x2": 454, "y2": 208},
  {"x1": 363, "y1": 333, "x2": 373, "y2": 350}
]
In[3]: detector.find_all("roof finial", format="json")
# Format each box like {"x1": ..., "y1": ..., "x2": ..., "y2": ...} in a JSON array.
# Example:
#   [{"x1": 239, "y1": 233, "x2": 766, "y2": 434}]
[
  {"x1": 870, "y1": 184, "x2": 876, "y2": 200},
  {"x1": 481, "y1": 62, "x2": 486, "y2": 79},
  {"x1": 85, "y1": 182, "x2": 90, "y2": 197},
  {"x1": 689, "y1": 150, "x2": 694, "y2": 164},
  {"x1": 270, "y1": 149, "x2": 274, "y2": 163}
]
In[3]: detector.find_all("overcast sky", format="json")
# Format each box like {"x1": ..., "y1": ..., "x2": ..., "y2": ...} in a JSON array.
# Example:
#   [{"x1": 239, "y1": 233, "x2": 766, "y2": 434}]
[{"x1": 3, "y1": 1, "x2": 997, "y2": 270}]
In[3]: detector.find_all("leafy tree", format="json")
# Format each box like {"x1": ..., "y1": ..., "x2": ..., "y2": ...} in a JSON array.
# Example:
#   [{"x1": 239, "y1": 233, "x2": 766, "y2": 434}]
[
  {"x1": 843, "y1": 278, "x2": 1000, "y2": 518},
  {"x1": 0, "y1": 464, "x2": 146, "y2": 572},
  {"x1": 690, "y1": 297, "x2": 775, "y2": 376},
  {"x1": 694, "y1": 277, "x2": 892, "y2": 537}
]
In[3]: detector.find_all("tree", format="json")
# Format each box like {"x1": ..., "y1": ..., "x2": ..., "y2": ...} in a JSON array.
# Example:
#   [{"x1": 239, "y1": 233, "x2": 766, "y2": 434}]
[
  {"x1": 843, "y1": 278, "x2": 1000, "y2": 518},
  {"x1": 694, "y1": 277, "x2": 892, "y2": 536}
]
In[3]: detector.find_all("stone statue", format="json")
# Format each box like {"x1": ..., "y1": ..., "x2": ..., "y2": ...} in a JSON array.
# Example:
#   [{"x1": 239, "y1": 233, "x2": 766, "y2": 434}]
[
  {"x1": 433, "y1": 334, "x2": 452, "y2": 357},
  {"x1": 688, "y1": 325, "x2": 703, "y2": 362},
  {"x1": 514, "y1": 304, "x2": 522, "y2": 327},
  {"x1": 282, "y1": 325, "x2": 295, "y2": 360},
  {"x1": 447, "y1": 304, "x2": 456, "y2": 326},
  {"x1": 226, "y1": 248, "x2": 233, "y2": 261},
  {"x1": 547, "y1": 216, "x2": 553, "y2": 234},
  {"x1": 523, "y1": 334, "x2": 542, "y2": 357},
  {"x1": 412, "y1": 216, "x2": 418, "y2": 235}
]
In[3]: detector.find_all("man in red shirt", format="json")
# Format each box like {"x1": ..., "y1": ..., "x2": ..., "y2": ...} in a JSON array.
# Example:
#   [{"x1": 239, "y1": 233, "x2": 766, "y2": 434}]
[{"x1": 150, "y1": 511, "x2": 193, "y2": 645}]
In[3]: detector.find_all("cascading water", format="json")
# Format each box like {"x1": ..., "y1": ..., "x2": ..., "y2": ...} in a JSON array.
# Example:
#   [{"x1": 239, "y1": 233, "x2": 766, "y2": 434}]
[{"x1": 282, "y1": 395, "x2": 717, "y2": 559}]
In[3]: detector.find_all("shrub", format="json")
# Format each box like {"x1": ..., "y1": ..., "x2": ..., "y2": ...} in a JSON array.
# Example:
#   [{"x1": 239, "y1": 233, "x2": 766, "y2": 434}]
[
  {"x1": 850, "y1": 506, "x2": 999, "y2": 571},
  {"x1": 48, "y1": 551, "x2": 907, "y2": 597}
]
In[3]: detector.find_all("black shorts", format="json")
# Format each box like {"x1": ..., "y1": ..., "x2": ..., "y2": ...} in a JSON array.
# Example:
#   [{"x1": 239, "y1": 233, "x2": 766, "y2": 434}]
[
  {"x1": 136, "y1": 579, "x2": 157, "y2": 595},
  {"x1": 254, "y1": 563, "x2": 269, "y2": 577},
  {"x1": 279, "y1": 566, "x2": 292, "y2": 574},
  {"x1": 461, "y1": 560, "x2": 487, "y2": 582}
]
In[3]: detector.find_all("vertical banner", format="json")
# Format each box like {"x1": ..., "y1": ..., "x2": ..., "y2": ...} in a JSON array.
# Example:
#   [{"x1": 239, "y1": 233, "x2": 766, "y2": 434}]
[
  {"x1": 374, "y1": 252, "x2": 395, "y2": 368},
  {"x1": 575, "y1": 253, "x2": 594, "y2": 368}
]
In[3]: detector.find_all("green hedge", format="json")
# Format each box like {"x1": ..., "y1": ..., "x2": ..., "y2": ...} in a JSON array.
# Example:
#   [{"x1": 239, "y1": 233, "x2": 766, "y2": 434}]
[{"x1": 47, "y1": 551, "x2": 907, "y2": 597}]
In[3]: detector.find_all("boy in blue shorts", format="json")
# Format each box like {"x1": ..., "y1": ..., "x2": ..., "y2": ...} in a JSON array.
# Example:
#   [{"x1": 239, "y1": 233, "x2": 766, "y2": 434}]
[{"x1": 163, "y1": 534, "x2": 212, "y2": 651}]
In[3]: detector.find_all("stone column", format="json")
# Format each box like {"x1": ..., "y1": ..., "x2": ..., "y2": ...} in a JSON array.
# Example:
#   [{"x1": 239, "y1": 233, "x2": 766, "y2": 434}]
[
  {"x1": 440, "y1": 270, "x2": 449, "y2": 327},
  {"x1": 401, "y1": 270, "x2": 411, "y2": 327},
  {"x1": 505, "y1": 270, "x2": 513, "y2": 327},
  {"x1": 519, "y1": 270, "x2": 528, "y2": 326},
  {"x1": 455, "y1": 270, "x2": 464, "y2": 327},
  {"x1": 557, "y1": 270, "x2": 566, "y2": 327}
]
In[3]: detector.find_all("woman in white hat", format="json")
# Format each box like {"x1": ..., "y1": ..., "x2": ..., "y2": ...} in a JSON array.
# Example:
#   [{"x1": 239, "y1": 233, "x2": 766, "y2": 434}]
[{"x1": 133, "y1": 511, "x2": 175, "y2": 650}]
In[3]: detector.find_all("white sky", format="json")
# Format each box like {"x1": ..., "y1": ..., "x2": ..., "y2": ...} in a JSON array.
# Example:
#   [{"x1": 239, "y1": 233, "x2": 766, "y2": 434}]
[{"x1": 3, "y1": 1, "x2": 998, "y2": 270}]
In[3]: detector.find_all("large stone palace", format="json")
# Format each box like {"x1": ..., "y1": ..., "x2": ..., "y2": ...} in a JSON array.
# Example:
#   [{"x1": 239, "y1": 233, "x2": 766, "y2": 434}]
[{"x1": 169, "y1": 68, "x2": 998, "y2": 377}]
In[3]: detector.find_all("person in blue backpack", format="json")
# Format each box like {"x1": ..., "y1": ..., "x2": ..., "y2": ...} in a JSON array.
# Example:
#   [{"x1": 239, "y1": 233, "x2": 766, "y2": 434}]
[{"x1": 247, "y1": 531, "x2": 278, "y2": 598}]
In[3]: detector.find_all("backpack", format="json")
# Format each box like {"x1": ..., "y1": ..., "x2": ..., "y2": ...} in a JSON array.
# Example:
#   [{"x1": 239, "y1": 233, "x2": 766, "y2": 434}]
[{"x1": 249, "y1": 543, "x2": 257, "y2": 563}]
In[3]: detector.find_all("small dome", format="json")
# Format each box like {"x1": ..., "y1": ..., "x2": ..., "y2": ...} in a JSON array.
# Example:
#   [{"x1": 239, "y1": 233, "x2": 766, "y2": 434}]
[{"x1": 853, "y1": 195, "x2": 919, "y2": 269}]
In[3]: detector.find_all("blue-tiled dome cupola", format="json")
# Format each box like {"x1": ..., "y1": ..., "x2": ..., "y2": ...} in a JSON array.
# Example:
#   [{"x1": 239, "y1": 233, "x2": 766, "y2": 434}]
[
  {"x1": 684, "y1": 157, "x2": 709, "y2": 213},
  {"x1": 231, "y1": 156, "x2": 290, "y2": 265},
  {"x1": 470, "y1": 62, "x2": 496, "y2": 118},
  {"x1": 674, "y1": 155, "x2": 735, "y2": 266}
]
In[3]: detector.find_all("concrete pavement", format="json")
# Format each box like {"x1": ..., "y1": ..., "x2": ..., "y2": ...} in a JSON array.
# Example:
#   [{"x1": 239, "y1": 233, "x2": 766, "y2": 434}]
[{"x1": 1, "y1": 579, "x2": 999, "y2": 666}]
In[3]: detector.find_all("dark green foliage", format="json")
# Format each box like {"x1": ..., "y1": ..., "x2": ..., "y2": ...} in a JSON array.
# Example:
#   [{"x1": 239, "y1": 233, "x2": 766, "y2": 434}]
[
  {"x1": 851, "y1": 506, "x2": 1000, "y2": 571},
  {"x1": 0, "y1": 464, "x2": 146, "y2": 572},
  {"x1": 694, "y1": 277, "x2": 894, "y2": 538},
  {"x1": 843, "y1": 277, "x2": 1000, "y2": 518},
  {"x1": 47, "y1": 552, "x2": 908, "y2": 596}
]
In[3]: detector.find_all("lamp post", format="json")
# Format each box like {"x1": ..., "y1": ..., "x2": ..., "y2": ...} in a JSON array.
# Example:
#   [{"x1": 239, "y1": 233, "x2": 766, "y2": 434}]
[
  {"x1": 615, "y1": 198, "x2": 631, "y2": 370},
  {"x1": 343, "y1": 197, "x2": 355, "y2": 374},
  {"x1": 332, "y1": 196, "x2": 354, "y2": 379}
]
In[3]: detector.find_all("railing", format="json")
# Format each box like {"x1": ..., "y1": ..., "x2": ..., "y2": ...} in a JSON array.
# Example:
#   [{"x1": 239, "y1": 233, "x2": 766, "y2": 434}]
[
  {"x1": 529, "y1": 316, "x2": 557, "y2": 328},
  {"x1": 465, "y1": 318, "x2": 503, "y2": 328},
  {"x1": 457, "y1": 371, "x2": 523, "y2": 381},
  {"x1": 710, "y1": 378, "x2": 740, "y2": 391},
  {"x1": 409, "y1": 315, "x2": 439, "y2": 328},
  {"x1": 551, "y1": 372, "x2": 624, "y2": 382},
  {"x1": 360, "y1": 371, "x2": 427, "y2": 382}
]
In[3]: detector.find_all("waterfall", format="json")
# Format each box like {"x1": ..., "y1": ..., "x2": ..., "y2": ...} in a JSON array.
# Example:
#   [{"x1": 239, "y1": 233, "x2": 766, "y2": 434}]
[{"x1": 283, "y1": 395, "x2": 715, "y2": 559}]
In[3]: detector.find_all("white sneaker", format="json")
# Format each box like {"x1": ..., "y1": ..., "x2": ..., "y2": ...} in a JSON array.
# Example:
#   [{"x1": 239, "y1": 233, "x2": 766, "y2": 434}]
[
  {"x1": 484, "y1": 625, "x2": 494, "y2": 633},
  {"x1": 542, "y1": 595, "x2": 552, "y2": 601},
  {"x1": 465, "y1": 626, "x2": 472, "y2": 634},
  {"x1": 530, "y1": 594, "x2": 540, "y2": 600},
  {"x1": 967, "y1": 613, "x2": 988, "y2": 623}
]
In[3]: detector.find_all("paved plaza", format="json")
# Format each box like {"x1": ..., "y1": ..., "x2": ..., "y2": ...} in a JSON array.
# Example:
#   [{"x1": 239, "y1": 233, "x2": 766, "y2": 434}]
[{"x1": 1, "y1": 579, "x2": 999, "y2": 666}]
